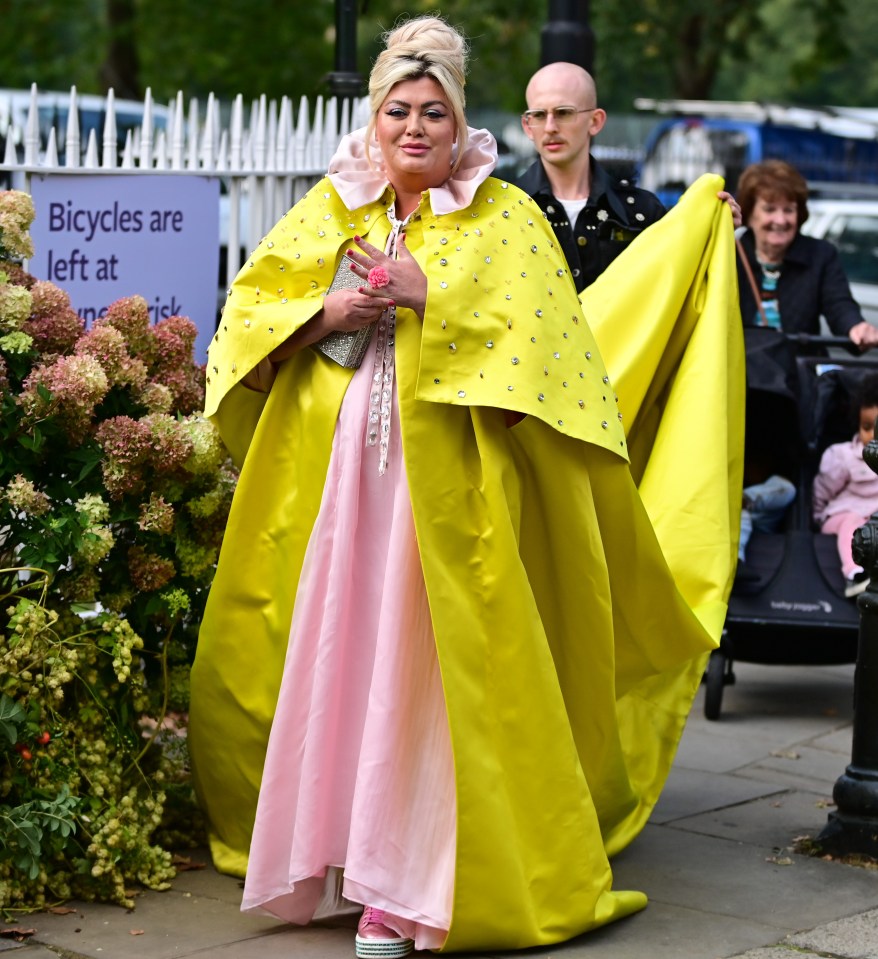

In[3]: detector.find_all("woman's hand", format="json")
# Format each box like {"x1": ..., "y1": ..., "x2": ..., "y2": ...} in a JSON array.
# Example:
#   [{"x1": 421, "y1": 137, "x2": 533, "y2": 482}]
[
  {"x1": 345, "y1": 234, "x2": 428, "y2": 319},
  {"x1": 263, "y1": 236, "x2": 422, "y2": 370},
  {"x1": 849, "y1": 320, "x2": 878, "y2": 350},
  {"x1": 321, "y1": 284, "x2": 392, "y2": 333},
  {"x1": 266, "y1": 281, "x2": 390, "y2": 368},
  {"x1": 717, "y1": 190, "x2": 742, "y2": 228}
]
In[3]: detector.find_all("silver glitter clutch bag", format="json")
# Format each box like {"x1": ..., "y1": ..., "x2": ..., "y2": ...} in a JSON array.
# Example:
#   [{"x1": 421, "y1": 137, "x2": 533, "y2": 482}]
[{"x1": 313, "y1": 254, "x2": 376, "y2": 369}]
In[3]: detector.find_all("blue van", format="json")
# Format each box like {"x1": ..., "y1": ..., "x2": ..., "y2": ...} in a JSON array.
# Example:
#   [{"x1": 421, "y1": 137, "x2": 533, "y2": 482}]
[{"x1": 636, "y1": 103, "x2": 878, "y2": 206}]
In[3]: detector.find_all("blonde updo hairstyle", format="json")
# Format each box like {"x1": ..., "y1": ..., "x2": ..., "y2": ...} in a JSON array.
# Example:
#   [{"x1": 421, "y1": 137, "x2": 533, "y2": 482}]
[{"x1": 367, "y1": 16, "x2": 469, "y2": 173}]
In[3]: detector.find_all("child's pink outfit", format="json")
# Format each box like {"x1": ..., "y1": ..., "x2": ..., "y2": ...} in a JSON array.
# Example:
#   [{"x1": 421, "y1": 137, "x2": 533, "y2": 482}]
[{"x1": 812, "y1": 434, "x2": 878, "y2": 579}]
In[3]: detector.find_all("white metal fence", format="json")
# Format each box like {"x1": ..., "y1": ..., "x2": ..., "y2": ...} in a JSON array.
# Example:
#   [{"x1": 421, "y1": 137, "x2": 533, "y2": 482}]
[{"x1": 0, "y1": 84, "x2": 371, "y2": 288}]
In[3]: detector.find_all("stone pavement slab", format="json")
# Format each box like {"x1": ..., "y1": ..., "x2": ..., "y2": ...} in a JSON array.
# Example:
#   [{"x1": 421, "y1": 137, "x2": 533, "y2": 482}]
[
  {"x1": 733, "y1": 741, "x2": 855, "y2": 791},
  {"x1": 165, "y1": 858, "x2": 243, "y2": 904},
  {"x1": 19, "y1": 886, "x2": 285, "y2": 959},
  {"x1": 789, "y1": 906, "x2": 878, "y2": 959},
  {"x1": 664, "y1": 786, "x2": 834, "y2": 848},
  {"x1": 729, "y1": 949, "x2": 824, "y2": 958},
  {"x1": 670, "y1": 724, "x2": 809, "y2": 775},
  {"x1": 811, "y1": 724, "x2": 858, "y2": 754},
  {"x1": 0, "y1": 948, "x2": 54, "y2": 958},
  {"x1": 613, "y1": 822, "x2": 878, "y2": 932},
  {"x1": 731, "y1": 910, "x2": 878, "y2": 959},
  {"x1": 650, "y1": 767, "x2": 786, "y2": 823}
]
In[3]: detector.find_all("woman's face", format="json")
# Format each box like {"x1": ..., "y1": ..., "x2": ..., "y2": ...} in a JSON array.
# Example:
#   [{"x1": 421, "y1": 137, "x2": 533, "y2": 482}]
[
  {"x1": 748, "y1": 192, "x2": 799, "y2": 257},
  {"x1": 375, "y1": 76, "x2": 457, "y2": 195}
]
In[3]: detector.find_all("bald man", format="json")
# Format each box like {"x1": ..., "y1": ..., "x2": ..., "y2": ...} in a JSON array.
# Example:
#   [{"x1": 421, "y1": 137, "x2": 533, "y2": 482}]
[
  {"x1": 515, "y1": 62, "x2": 667, "y2": 293},
  {"x1": 517, "y1": 63, "x2": 741, "y2": 293}
]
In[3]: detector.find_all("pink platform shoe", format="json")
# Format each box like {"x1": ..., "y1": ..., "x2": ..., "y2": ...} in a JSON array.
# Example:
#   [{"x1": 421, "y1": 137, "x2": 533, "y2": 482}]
[{"x1": 354, "y1": 906, "x2": 414, "y2": 957}]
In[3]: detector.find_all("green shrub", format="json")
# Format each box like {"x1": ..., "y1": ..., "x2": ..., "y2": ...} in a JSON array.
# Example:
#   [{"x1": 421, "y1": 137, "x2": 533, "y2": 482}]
[{"x1": 0, "y1": 189, "x2": 234, "y2": 911}]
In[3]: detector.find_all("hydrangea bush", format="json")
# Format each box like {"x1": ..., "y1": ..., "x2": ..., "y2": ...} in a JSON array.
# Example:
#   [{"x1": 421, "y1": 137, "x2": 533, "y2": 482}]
[{"x1": 0, "y1": 190, "x2": 236, "y2": 911}]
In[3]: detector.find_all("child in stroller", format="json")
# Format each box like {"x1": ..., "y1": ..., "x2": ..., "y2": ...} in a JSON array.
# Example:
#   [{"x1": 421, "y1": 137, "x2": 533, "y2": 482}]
[
  {"x1": 812, "y1": 371, "x2": 878, "y2": 597},
  {"x1": 704, "y1": 330, "x2": 873, "y2": 719}
]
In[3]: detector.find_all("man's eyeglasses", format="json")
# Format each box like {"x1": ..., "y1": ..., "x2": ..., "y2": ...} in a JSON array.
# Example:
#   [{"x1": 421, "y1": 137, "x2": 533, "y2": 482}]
[{"x1": 522, "y1": 106, "x2": 597, "y2": 127}]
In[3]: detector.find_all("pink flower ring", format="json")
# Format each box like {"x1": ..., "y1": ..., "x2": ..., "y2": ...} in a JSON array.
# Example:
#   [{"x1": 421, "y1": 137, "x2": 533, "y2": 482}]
[{"x1": 367, "y1": 266, "x2": 390, "y2": 289}]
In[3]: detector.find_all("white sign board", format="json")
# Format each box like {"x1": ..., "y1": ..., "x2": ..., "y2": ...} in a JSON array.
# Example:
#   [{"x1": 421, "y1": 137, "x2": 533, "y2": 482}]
[{"x1": 29, "y1": 174, "x2": 220, "y2": 362}]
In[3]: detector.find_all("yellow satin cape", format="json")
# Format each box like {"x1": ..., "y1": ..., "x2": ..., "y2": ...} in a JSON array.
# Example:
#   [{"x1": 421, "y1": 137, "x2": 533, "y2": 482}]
[
  {"x1": 189, "y1": 173, "x2": 743, "y2": 951},
  {"x1": 583, "y1": 174, "x2": 745, "y2": 854}
]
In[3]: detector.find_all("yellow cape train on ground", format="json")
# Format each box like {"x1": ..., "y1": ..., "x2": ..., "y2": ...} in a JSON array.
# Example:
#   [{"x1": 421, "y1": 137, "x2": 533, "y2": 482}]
[{"x1": 189, "y1": 172, "x2": 744, "y2": 951}]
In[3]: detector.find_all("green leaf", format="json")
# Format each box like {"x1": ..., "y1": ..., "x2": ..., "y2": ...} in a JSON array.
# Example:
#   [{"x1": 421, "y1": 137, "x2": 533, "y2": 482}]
[
  {"x1": 76, "y1": 458, "x2": 101, "y2": 482},
  {"x1": 0, "y1": 695, "x2": 26, "y2": 744}
]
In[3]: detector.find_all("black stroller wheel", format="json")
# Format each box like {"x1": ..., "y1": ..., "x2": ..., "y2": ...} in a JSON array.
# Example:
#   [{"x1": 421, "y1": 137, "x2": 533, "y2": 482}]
[{"x1": 704, "y1": 648, "x2": 727, "y2": 721}]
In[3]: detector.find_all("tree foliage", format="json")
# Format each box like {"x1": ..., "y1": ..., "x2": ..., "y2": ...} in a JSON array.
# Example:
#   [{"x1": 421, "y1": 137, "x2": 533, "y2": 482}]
[
  {"x1": 720, "y1": 0, "x2": 878, "y2": 106},
  {"x1": 0, "y1": 0, "x2": 105, "y2": 93},
  {"x1": 598, "y1": 0, "x2": 763, "y2": 100},
  {"x1": 0, "y1": 0, "x2": 873, "y2": 113},
  {"x1": 595, "y1": 0, "x2": 858, "y2": 106},
  {"x1": 134, "y1": 0, "x2": 336, "y2": 102},
  {"x1": 357, "y1": 0, "x2": 540, "y2": 111}
]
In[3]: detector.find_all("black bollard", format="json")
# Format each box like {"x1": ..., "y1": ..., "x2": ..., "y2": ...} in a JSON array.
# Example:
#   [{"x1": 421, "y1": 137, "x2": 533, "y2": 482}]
[
  {"x1": 540, "y1": 0, "x2": 595, "y2": 74},
  {"x1": 816, "y1": 439, "x2": 878, "y2": 856},
  {"x1": 325, "y1": 0, "x2": 364, "y2": 100}
]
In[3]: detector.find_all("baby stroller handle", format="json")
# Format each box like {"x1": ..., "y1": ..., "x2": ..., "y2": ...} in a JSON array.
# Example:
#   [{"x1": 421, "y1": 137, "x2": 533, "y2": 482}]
[{"x1": 783, "y1": 332, "x2": 860, "y2": 354}]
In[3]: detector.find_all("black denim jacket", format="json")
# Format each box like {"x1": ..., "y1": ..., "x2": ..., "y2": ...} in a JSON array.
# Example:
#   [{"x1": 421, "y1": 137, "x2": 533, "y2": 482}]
[{"x1": 515, "y1": 155, "x2": 666, "y2": 293}]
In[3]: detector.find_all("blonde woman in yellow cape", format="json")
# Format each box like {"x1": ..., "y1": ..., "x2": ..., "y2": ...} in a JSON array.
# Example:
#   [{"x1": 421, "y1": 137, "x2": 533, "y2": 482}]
[{"x1": 188, "y1": 16, "x2": 744, "y2": 956}]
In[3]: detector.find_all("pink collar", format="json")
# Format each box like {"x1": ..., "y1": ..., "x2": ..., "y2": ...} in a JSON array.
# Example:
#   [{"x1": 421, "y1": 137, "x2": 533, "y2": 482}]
[{"x1": 327, "y1": 126, "x2": 498, "y2": 216}]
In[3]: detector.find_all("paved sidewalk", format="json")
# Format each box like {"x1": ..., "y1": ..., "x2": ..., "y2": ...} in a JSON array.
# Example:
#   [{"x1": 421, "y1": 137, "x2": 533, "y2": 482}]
[{"x1": 5, "y1": 660, "x2": 878, "y2": 959}]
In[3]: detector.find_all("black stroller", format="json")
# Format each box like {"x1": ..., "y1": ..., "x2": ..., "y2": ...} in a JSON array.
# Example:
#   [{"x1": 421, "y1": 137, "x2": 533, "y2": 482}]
[{"x1": 704, "y1": 328, "x2": 878, "y2": 720}]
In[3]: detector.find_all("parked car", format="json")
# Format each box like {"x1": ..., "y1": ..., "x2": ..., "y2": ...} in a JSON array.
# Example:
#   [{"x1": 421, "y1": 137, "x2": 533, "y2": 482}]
[
  {"x1": 800, "y1": 198, "x2": 878, "y2": 326},
  {"x1": 0, "y1": 87, "x2": 169, "y2": 178}
]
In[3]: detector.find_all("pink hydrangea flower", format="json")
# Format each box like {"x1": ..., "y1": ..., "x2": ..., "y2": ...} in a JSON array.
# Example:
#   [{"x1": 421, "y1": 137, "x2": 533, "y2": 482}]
[
  {"x1": 0, "y1": 283, "x2": 33, "y2": 332},
  {"x1": 29, "y1": 280, "x2": 71, "y2": 319},
  {"x1": 96, "y1": 295, "x2": 154, "y2": 359},
  {"x1": 4, "y1": 474, "x2": 51, "y2": 516},
  {"x1": 155, "y1": 314, "x2": 197, "y2": 352},
  {"x1": 141, "y1": 412, "x2": 195, "y2": 472},
  {"x1": 138, "y1": 493, "x2": 175, "y2": 535},
  {"x1": 151, "y1": 366, "x2": 204, "y2": 413},
  {"x1": 20, "y1": 353, "x2": 110, "y2": 441},
  {"x1": 139, "y1": 382, "x2": 175, "y2": 414},
  {"x1": 0, "y1": 190, "x2": 36, "y2": 260},
  {"x1": 94, "y1": 416, "x2": 152, "y2": 497},
  {"x1": 128, "y1": 545, "x2": 176, "y2": 592},
  {"x1": 367, "y1": 266, "x2": 390, "y2": 289},
  {"x1": 24, "y1": 306, "x2": 84, "y2": 355},
  {"x1": 182, "y1": 416, "x2": 226, "y2": 476},
  {"x1": 76, "y1": 324, "x2": 148, "y2": 391}
]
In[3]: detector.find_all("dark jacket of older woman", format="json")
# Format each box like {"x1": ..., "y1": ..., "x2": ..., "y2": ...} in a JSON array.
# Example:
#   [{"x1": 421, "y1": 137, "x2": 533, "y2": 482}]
[{"x1": 737, "y1": 228, "x2": 863, "y2": 336}]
